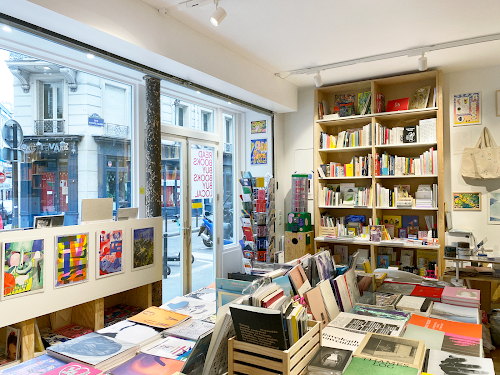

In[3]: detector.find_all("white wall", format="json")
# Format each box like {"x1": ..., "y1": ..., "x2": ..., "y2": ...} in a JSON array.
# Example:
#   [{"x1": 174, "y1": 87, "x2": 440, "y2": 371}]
[
  {"x1": 443, "y1": 66, "x2": 500, "y2": 253},
  {"x1": 244, "y1": 113, "x2": 273, "y2": 176}
]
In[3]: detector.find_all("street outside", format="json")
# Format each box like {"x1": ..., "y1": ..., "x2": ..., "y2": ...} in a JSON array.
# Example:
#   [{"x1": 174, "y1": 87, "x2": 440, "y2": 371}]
[{"x1": 162, "y1": 218, "x2": 216, "y2": 302}]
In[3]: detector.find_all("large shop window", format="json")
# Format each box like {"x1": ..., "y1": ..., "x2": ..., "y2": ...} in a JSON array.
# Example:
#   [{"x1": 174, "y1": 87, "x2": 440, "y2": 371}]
[
  {"x1": 160, "y1": 95, "x2": 214, "y2": 133},
  {"x1": 223, "y1": 113, "x2": 234, "y2": 245},
  {"x1": 0, "y1": 50, "x2": 133, "y2": 228}
]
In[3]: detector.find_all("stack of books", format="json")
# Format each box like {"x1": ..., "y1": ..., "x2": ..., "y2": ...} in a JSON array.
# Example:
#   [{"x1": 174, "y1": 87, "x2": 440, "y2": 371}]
[
  {"x1": 395, "y1": 295, "x2": 433, "y2": 315},
  {"x1": 441, "y1": 286, "x2": 480, "y2": 308}
]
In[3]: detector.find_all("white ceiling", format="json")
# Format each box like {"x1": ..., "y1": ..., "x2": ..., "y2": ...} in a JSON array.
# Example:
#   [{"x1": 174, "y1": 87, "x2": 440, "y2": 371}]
[{"x1": 139, "y1": 0, "x2": 500, "y2": 87}]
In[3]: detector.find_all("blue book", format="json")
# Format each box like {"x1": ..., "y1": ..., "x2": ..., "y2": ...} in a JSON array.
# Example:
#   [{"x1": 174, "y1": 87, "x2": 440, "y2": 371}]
[
  {"x1": 1, "y1": 354, "x2": 66, "y2": 374},
  {"x1": 215, "y1": 278, "x2": 251, "y2": 292},
  {"x1": 274, "y1": 275, "x2": 294, "y2": 298}
]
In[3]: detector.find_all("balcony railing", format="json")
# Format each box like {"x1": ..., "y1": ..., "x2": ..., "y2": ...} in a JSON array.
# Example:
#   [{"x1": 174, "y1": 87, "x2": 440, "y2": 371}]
[
  {"x1": 34, "y1": 120, "x2": 65, "y2": 135},
  {"x1": 105, "y1": 123, "x2": 130, "y2": 138}
]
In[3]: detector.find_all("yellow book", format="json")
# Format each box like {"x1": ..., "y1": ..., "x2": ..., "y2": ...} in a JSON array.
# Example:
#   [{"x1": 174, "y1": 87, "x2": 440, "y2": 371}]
[
  {"x1": 255, "y1": 177, "x2": 265, "y2": 187},
  {"x1": 290, "y1": 305, "x2": 303, "y2": 344},
  {"x1": 345, "y1": 164, "x2": 354, "y2": 177},
  {"x1": 362, "y1": 259, "x2": 372, "y2": 273},
  {"x1": 330, "y1": 135, "x2": 335, "y2": 148}
]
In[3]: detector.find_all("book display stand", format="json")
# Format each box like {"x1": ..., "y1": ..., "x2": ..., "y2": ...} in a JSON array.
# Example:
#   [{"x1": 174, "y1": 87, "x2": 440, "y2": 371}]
[
  {"x1": 314, "y1": 71, "x2": 444, "y2": 275},
  {"x1": 0, "y1": 217, "x2": 162, "y2": 365}
]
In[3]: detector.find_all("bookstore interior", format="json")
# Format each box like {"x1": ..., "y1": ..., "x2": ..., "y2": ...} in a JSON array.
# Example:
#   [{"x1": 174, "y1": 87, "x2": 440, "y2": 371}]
[{"x1": 2, "y1": 1, "x2": 500, "y2": 375}]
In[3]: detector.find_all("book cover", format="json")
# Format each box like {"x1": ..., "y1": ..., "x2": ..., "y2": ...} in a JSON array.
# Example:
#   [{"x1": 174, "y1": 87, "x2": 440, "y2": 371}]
[
  {"x1": 181, "y1": 330, "x2": 213, "y2": 375},
  {"x1": 0, "y1": 354, "x2": 66, "y2": 375},
  {"x1": 54, "y1": 324, "x2": 93, "y2": 339},
  {"x1": 109, "y1": 353, "x2": 184, "y2": 375},
  {"x1": 5, "y1": 326, "x2": 21, "y2": 361},
  {"x1": 314, "y1": 250, "x2": 335, "y2": 281},
  {"x1": 163, "y1": 319, "x2": 214, "y2": 341},
  {"x1": 288, "y1": 264, "x2": 311, "y2": 297},
  {"x1": 274, "y1": 275, "x2": 295, "y2": 298},
  {"x1": 441, "y1": 287, "x2": 480, "y2": 302},
  {"x1": 376, "y1": 255, "x2": 389, "y2": 269},
  {"x1": 308, "y1": 347, "x2": 353, "y2": 375},
  {"x1": 410, "y1": 286, "x2": 443, "y2": 302},
  {"x1": 375, "y1": 283, "x2": 416, "y2": 296},
  {"x1": 387, "y1": 98, "x2": 409, "y2": 112},
  {"x1": 403, "y1": 126, "x2": 417, "y2": 143},
  {"x1": 160, "y1": 296, "x2": 217, "y2": 321},
  {"x1": 128, "y1": 306, "x2": 190, "y2": 329},
  {"x1": 328, "y1": 312, "x2": 405, "y2": 337},
  {"x1": 395, "y1": 295, "x2": 430, "y2": 312},
  {"x1": 215, "y1": 278, "x2": 251, "y2": 293},
  {"x1": 370, "y1": 225, "x2": 383, "y2": 242},
  {"x1": 333, "y1": 275, "x2": 353, "y2": 312},
  {"x1": 47, "y1": 332, "x2": 138, "y2": 367},
  {"x1": 142, "y1": 336, "x2": 195, "y2": 361},
  {"x1": 357, "y1": 91, "x2": 371, "y2": 115},
  {"x1": 318, "y1": 280, "x2": 340, "y2": 320},
  {"x1": 44, "y1": 363, "x2": 102, "y2": 375},
  {"x1": 97, "y1": 320, "x2": 161, "y2": 345},
  {"x1": 334, "y1": 245, "x2": 349, "y2": 264},
  {"x1": 353, "y1": 333, "x2": 425, "y2": 369},
  {"x1": 407, "y1": 315, "x2": 482, "y2": 339},
  {"x1": 384, "y1": 224, "x2": 395, "y2": 238},
  {"x1": 402, "y1": 216, "x2": 419, "y2": 229},
  {"x1": 426, "y1": 349, "x2": 495, "y2": 375},
  {"x1": 322, "y1": 326, "x2": 365, "y2": 351},
  {"x1": 382, "y1": 215, "x2": 402, "y2": 229},
  {"x1": 408, "y1": 86, "x2": 431, "y2": 110},
  {"x1": 431, "y1": 302, "x2": 479, "y2": 324},
  {"x1": 230, "y1": 304, "x2": 287, "y2": 350},
  {"x1": 242, "y1": 226, "x2": 254, "y2": 241},
  {"x1": 344, "y1": 357, "x2": 418, "y2": 375},
  {"x1": 349, "y1": 305, "x2": 410, "y2": 321},
  {"x1": 303, "y1": 286, "x2": 330, "y2": 327}
]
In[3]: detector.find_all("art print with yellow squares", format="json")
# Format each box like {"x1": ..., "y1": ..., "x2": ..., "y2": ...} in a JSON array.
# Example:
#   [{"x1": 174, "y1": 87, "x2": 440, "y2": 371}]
[
  {"x1": 250, "y1": 139, "x2": 267, "y2": 165},
  {"x1": 55, "y1": 233, "x2": 89, "y2": 287}
]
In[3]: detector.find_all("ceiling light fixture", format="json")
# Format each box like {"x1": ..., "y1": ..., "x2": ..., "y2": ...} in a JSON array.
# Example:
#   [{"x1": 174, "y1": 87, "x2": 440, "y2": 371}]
[
  {"x1": 314, "y1": 71, "x2": 323, "y2": 87},
  {"x1": 418, "y1": 52, "x2": 428, "y2": 71},
  {"x1": 196, "y1": 91, "x2": 201, "y2": 94},
  {"x1": 43, "y1": 66, "x2": 50, "y2": 70},
  {"x1": 86, "y1": 53, "x2": 95, "y2": 59},
  {"x1": 210, "y1": 1, "x2": 226, "y2": 26},
  {"x1": 2, "y1": 26, "x2": 12, "y2": 32}
]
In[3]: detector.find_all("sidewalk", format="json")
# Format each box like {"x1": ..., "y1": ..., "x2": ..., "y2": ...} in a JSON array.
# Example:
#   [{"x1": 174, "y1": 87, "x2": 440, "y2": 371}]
[{"x1": 166, "y1": 216, "x2": 202, "y2": 237}]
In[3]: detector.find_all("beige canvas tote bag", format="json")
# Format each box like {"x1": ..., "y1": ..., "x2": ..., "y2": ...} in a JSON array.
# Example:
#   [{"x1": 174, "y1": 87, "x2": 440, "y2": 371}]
[{"x1": 461, "y1": 127, "x2": 500, "y2": 179}]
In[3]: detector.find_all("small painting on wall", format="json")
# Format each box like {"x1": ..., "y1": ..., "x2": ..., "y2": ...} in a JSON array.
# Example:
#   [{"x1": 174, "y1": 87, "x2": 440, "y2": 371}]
[
  {"x1": 453, "y1": 192, "x2": 481, "y2": 211},
  {"x1": 55, "y1": 233, "x2": 89, "y2": 287},
  {"x1": 453, "y1": 92, "x2": 481, "y2": 126},
  {"x1": 251, "y1": 120, "x2": 266, "y2": 134},
  {"x1": 132, "y1": 227, "x2": 154, "y2": 270},
  {"x1": 97, "y1": 229, "x2": 123, "y2": 278},
  {"x1": 488, "y1": 192, "x2": 500, "y2": 224},
  {"x1": 250, "y1": 139, "x2": 267, "y2": 165}
]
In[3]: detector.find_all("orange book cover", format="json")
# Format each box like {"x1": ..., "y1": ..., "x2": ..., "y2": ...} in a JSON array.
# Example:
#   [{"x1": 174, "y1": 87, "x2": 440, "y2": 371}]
[
  {"x1": 128, "y1": 306, "x2": 190, "y2": 329},
  {"x1": 408, "y1": 314, "x2": 482, "y2": 339}
]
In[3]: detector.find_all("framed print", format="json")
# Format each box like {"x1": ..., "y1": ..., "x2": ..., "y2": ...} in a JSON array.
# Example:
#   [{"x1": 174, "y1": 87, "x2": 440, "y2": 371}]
[
  {"x1": 2, "y1": 239, "x2": 44, "y2": 299},
  {"x1": 496, "y1": 90, "x2": 500, "y2": 117},
  {"x1": 250, "y1": 139, "x2": 267, "y2": 165},
  {"x1": 452, "y1": 192, "x2": 481, "y2": 211},
  {"x1": 96, "y1": 229, "x2": 124, "y2": 278},
  {"x1": 132, "y1": 227, "x2": 154, "y2": 270},
  {"x1": 488, "y1": 191, "x2": 500, "y2": 224},
  {"x1": 453, "y1": 92, "x2": 481, "y2": 126},
  {"x1": 251, "y1": 120, "x2": 266, "y2": 134},
  {"x1": 55, "y1": 233, "x2": 89, "y2": 288}
]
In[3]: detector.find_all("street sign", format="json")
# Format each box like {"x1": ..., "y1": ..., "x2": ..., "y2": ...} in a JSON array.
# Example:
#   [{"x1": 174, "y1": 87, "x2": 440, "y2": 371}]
[
  {"x1": 2, "y1": 119, "x2": 23, "y2": 149},
  {"x1": 0, "y1": 172, "x2": 6, "y2": 184}
]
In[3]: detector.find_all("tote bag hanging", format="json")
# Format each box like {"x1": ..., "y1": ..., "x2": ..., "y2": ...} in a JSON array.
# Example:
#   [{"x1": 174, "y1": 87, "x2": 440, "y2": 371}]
[{"x1": 461, "y1": 127, "x2": 500, "y2": 179}]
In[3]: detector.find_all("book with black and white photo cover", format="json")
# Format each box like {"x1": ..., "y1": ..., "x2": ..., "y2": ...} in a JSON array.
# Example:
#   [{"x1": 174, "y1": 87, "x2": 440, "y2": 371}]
[
  {"x1": 229, "y1": 304, "x2": 288, "y2": 350},
  {"x1": 307, "y1": 347, "x2": 353, "y2": 375},
  {"x1": 425, "y1": 349, "x2": 495, "y2": 375},
  {"x1": 375, "y1": 282, "x2": 416, "y2": 296},
  {"x1": 97, "y1": 320, "x2": 162, "y2": 347},
  {"x1": 328, "y1": 313, "x2": 405, "y2": 337},
  {"x1": 322, "y1": 326, "x2": 365, "y2": 351},
  {"x1": 314, "y1": 250, "x2": 335, "y2": 281},
  {"x1": 430, "y1": 302, "x2": 480, "y2": 324},
  {"x1": 47, "y1": 332, "x2": 139, "y2": 371},
  {"x1": 353, "y1": 332, "x2": 425, "y2": 370},
  {"x1": 163, "y1": 319, "x2": 214, "y2": 341},
  {"x1": 395, "y1": 295, "x2": 432, "y2": 313}
]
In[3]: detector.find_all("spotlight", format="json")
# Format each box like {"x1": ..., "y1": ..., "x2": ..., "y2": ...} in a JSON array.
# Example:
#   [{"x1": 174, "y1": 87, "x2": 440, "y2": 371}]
[
  {"x1": 418, "y1": 52, "x2": 427, "y2": 71},
  {"x1": 2, "y1": 26, "x2": 12, "y2": 32},
  {"x1": 314, "y1": 71, "x2": 323, "y2": 87},
  {"x1": 210, "y1": 2, "x2": 226, "y2": 26}
]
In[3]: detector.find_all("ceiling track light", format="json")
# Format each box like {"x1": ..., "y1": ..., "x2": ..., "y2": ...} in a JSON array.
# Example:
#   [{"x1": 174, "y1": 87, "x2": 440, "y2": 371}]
[
  {"x1": 418, "y1": 52, "x2": 428, "y2": 71},
  {"x1": 210, "y1": 1, "x2": 226, "y2": 26},
  {"x1": 314, "y1": 71, "x2": 323, "y2": 87}
]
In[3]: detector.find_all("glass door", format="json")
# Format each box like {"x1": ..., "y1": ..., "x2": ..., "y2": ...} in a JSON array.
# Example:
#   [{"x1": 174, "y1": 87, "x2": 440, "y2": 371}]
[{"x1": 189, "y1": 142, "x2": 217, "y2": 292}]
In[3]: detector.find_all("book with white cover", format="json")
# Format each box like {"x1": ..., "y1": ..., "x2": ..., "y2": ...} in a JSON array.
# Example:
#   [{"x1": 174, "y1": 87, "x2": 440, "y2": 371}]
[
  {"x1": 430, "y1": 302, "x2": 480, "y2": 324},
  {"x1": 418, "y1": 118, "x2": 437, "y2": 143},
  {"x1": 318, "y1": 279, "x2": 340, "y2": 320},
  {"x1": 142, "y1": 336, "x2": 196, "y2": 361},
  {"x1": 395, "y1": 295, "x2": 432, "y2": 313},
  {"x1": 328, "y1": 312, "x2": 405, "y2": 337},
  {"x1": 322, "y1": 326, "x2": 365, "y2": 351},
  {"x1": 163, "y1": 319, "x2": 215, "y2": 341},
  {"x1": 160, "y1": 296, "x2": 217, "y2": 321},
  {"x1": 97, "y1": 320, "x2": 162, "y2": 347},
  {"x1": 426, "y1": 349, "x2": 495, "y2": 375}
]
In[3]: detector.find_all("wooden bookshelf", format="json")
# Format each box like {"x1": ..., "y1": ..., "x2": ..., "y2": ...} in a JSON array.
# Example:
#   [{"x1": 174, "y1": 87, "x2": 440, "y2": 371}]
[{"x1": 314, "y1": 70, "x2": 444, "y2": 275}]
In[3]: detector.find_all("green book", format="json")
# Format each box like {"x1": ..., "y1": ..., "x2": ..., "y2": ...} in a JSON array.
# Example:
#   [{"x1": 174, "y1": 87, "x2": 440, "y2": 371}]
[{"x1": 344, "y1": 357, "x2": 419, "y2": 375}]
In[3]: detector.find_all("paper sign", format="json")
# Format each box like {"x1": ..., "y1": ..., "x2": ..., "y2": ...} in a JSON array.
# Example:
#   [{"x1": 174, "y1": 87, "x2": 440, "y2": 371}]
[{"x1": 191, "y1": 148, "x2": 213, "y2": 199}]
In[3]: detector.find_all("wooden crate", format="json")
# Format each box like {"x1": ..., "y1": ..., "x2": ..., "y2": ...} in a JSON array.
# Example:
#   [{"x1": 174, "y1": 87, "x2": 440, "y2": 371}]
[
  {"x1": 319, "y1": 227, "x2": 336, "y2": 237},
  {"x1": 228, "y1": 320, "x2": 321, "y2": 375}
]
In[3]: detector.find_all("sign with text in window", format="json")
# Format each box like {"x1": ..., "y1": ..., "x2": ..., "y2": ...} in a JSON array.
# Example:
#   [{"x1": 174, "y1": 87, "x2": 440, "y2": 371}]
[{"x1": 191, "y1": 148, "x2": 213, "y2": 199}]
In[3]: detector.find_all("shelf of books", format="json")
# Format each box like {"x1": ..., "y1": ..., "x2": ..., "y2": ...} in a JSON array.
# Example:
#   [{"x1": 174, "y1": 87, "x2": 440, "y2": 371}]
[{"x1": 314, "y1": 70, "x2": 444, "y2": 277}]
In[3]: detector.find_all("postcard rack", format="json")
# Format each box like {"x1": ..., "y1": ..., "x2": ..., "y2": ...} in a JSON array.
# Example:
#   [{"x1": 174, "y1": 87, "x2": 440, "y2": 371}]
[{"x1": 228, "y1": 320, "x2": 321, "y2": 375}]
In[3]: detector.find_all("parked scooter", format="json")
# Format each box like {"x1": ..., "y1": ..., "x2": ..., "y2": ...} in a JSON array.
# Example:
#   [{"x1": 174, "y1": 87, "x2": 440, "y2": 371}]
[{"x1": 198, "y1": 200, "x2": 233, "y2": 247}]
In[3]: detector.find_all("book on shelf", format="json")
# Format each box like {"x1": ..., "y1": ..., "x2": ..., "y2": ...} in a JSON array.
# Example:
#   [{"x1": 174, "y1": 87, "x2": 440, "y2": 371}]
[
  {"x1": 336, "y1": 94, "x2": 356, "y2": 117},
  {"x1": 408, "y1": 86, "x2": 431, "y2": 110},
  {"x1": 387, "y1": 98, "x2": 409, "y2": 112},
  {"x1": 320, "y1": 125, "x2": 372, "y2": 149},
  {"x1": 357, "y1": 91, "x2": 372, "y2": 116},
  {"x1": 425, "y1": 349, "x2": 495, "y2": 375},
  {"x1": 375, "y1": 93, "x2": 386, "y2": 113},
  {"x1": 403, "y1": 125, "x2": 417, "y2": 143},
  {"x1": 307, "y1": 346, "x2": 353, "y2": 375},
  {"x1": 375, "y1": 118, "x2": 436, "y2": 145},
  {"x1": 374, "y1": 148, "x2": 437, "y2": 177},
  {"x1": 320, "y1": 154, "x2": 372, "y2": 178}
]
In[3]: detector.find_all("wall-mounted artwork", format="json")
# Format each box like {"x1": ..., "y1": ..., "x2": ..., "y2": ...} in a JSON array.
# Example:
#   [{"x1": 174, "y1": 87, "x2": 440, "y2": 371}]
[
  {"x1": 55, "y1": 233, "x2": 89, "y2": 287},
  {"x1": 251, "y1": 120, "x2": 266, "y2": 134},
  {"x1": 3, "y1": 239, "x2": 44, "y2": 298},
  {"x1": 453, "y1": 192, "x2": 481, "y2": 211},
  {"x1": 250, "y1": 139, "x2": 267, "y2": 165},
  {"x1": 453, "y1": 92, "x2": 481, "y2": 126},
  {"x1": 133, "y1": 227, "x2": 154, "y2": 270},
  {"x1": 98, "y1": 229, "x2": 123, "y2": 278},
  {"x1": 488, "y1": 191, "x2": 500, "y2": 224}
]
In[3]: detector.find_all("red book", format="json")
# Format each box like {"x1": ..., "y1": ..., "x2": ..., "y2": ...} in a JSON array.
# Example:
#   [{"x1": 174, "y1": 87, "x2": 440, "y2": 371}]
[
  {"x1": 387, "y1": 97, "x2": 409, "y2": 112},
  {"x1": 410, "y1": 285, "x2": 443, "y2": 302},
  {"x1": 261, "y1": 289, "x2": 284, "y2": 308},
  {"x1": 242, "y1": 226, "x2": 254, "y2": 241},
  {"x1": 256, "y1": 199, "x2": 266, "y2": 212}
]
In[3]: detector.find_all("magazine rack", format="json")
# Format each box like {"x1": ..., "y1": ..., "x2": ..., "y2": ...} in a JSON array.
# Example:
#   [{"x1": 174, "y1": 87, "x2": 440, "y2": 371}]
[{"x1": 228, "y1": 320, "x2": 321, "y2": 375}]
